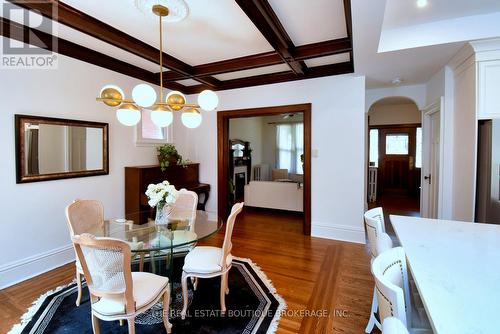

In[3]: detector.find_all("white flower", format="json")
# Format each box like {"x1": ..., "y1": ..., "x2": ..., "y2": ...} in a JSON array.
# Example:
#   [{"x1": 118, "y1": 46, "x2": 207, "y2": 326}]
[{"x1": 145, "y1": 180, "x2": 178, "y2": 207}]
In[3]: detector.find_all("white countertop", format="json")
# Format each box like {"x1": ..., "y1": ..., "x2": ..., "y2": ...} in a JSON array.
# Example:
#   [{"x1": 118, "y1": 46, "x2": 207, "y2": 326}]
[{"x1": 390, "y1": 215, "x2": 500, "y2": 334}]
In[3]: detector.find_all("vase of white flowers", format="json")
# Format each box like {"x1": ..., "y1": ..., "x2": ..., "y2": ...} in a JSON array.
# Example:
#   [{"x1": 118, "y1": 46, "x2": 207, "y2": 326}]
[{"x1": 145, "y1": 181, "x2": 179, "y2": 225}]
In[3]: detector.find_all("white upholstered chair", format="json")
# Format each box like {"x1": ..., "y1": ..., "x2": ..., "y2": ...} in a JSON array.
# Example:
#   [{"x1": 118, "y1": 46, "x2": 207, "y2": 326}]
[
  {"x1": 364, "y1": 207, "x2": 393, "y2": 333},
  {"x1": 180, "y1": 202, "x2": 244, "y2": 319},
  {"x1": 382, "y1": 317, "x2": 410, "y2": 334},
  {"x1": 65, "y1": 199, "x2": 104, "y2": 306},
  {"x1": 371, "y1": 247, "x2": 411, "y2": 329},
  {"x1": 72, "y1": 234, "x2": 172, "y2": 334}
]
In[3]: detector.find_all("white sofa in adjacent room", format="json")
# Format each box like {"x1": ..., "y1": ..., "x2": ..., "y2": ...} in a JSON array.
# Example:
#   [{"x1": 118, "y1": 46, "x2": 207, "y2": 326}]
[{"x1": 244, "y1": 181, "x2": 303, "y2": 212}]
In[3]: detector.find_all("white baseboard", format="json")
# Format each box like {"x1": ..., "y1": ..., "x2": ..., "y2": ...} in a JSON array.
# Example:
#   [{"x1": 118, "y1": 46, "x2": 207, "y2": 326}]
[
  {"x1": 311, "y1": 221, "x2": 366, "y2": 244},
  {"x1": 0, "y1": 244, "x2": 75, "y2": 289}
]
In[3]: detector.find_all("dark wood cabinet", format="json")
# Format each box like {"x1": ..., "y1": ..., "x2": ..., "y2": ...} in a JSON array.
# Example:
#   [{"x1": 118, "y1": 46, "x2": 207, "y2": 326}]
[{"x1": 125, "y1": 164, "x2": 210, "y2": 224}]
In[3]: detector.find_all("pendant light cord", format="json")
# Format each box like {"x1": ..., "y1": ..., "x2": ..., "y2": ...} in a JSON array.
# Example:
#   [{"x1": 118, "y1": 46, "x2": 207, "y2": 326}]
[{"x1": 159, "y1": 14, "x2": 164, "y2": 102}]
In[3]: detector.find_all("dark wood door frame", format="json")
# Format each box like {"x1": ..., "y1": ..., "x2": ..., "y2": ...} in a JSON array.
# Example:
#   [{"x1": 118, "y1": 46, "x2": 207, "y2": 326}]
[{"x1": 217, "y1": 103, "x2": 312, "y2": 235}]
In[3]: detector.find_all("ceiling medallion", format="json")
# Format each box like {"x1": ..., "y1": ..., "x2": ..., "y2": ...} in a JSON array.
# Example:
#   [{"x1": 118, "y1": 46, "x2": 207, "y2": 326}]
[
  {"x1": 97, "y1": 2, "x2": 218, "y2": 128},
  {"x1": 134, "y1": 0, "x2": 189, "y2": 22}
]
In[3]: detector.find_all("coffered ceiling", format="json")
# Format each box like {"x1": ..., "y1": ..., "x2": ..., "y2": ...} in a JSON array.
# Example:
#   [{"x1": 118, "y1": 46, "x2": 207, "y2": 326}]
[{"x1": 0, "y1": 0, "x2": 354, "y2": 93}]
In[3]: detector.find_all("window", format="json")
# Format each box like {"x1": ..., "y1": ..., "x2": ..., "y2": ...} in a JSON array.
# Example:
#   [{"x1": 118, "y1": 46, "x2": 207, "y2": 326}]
[
  {"x1": 276, "y1": 123, "x2": 303, "y2": 174},
  {"x1": 416, "y1": 127, "x2": 422, "y2": 168},
  {"x1": 385, "y1": 134, "x2": 409, "y2": 155},
  {"x1": 369, "y1": 129, "x2": 379, "y2": 167},
  {"x1": 135, "y1": 109, "x2": 171, "y2": 146}
]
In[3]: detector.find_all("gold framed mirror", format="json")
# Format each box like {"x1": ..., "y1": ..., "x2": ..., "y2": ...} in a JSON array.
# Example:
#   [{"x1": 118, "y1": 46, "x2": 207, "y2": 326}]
[{"x1": 15, "y1": 114, "x2": 109, "y2": 183}]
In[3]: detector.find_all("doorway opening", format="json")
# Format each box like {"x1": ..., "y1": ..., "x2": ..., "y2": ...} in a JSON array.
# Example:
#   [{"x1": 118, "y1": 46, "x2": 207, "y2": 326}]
[
  {"x1": 217, "y1": 104, "x2": 311, "y2": 235},
  {"x1": 367, "y1": 97, "x2": 422, "y2": 232}
]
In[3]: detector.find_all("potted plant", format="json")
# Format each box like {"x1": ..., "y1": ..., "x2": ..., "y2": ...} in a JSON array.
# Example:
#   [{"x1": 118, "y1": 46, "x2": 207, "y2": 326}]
[{"x1": 157, "y1": 144, "x2": 182, "y2": 171}]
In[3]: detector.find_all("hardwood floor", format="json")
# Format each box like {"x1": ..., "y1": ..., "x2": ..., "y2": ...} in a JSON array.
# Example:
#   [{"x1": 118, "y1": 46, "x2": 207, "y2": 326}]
[
  {"x1": 0, "y1": 208, "x2": 374, "y2": 334},
  {"x1": 369, "y1": 193, "x2": 420, "y2": 237}
]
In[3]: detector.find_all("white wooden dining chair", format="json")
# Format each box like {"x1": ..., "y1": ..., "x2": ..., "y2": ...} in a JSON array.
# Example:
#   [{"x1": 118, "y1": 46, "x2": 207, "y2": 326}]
[
  {"x1": 169, "y1": 188, "x2": 198, "y2": 231},
  {"x1": 371, "y1": 247, "x2": 412, "y2": 329},
  {"x1": 382, "y1": 317, "x2": 410, "y2": 334},
  {"x1": 72, "y1": 234, "x2": 172, "y2": 334},
  {"x1": 364, "y1": 207, "x2": 393, "y2": 333},
  {"x1": 66, "y1": 199, "x2": 104, "y2": 307},
  {"x1": 180, "y1": 202, "x2": 244, "y2": 319}
]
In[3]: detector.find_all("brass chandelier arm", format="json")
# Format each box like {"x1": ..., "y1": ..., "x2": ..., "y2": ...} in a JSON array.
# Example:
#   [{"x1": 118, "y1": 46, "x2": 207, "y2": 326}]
[{"x1": 95, "y1": 97, "x2": 200, "y2": 110}]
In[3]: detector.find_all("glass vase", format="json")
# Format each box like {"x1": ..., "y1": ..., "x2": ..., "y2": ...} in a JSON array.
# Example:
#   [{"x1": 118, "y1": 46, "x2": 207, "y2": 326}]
[{"x1": 155, "y1": 202, "x2": 171, "y2": 225}]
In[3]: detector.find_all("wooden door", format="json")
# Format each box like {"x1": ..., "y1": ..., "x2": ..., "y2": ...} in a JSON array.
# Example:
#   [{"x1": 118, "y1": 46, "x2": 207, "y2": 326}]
[{"x1": 378, "y1": 127, "x2": 418, "y2": 196}]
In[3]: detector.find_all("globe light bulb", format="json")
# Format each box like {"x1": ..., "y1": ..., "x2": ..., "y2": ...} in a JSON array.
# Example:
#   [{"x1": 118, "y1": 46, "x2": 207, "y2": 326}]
[
  {"x1": 151, "y1": 105, "x2": 173, "y2": 127},
  {"x1": 416, "y1": 0, "x2": 428, "y2": 8},
  {"x1": 132, "y1": 83, "x2": 157, "y2": 108},
  {"x1": 116, "y1": 103, "x2": 141, "y2": 126},
  {"x1": 166, "y1": 90, "x2": 186, "y2": 111},
  {"x1": 198, "y1": 89, "x2": 219, "y2": 111},
  {"x1": 99, "y1": 84, "x2": 124, "y2": 107},
  {"x1": 181, "y1": 109, "x2": 202, "y2": 129}
]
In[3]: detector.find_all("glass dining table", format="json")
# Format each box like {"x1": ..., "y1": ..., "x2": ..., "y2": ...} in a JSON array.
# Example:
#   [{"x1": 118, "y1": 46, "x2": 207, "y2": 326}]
[{"x1": 84, "y1": 210, "x2": 223, "y2": 282}]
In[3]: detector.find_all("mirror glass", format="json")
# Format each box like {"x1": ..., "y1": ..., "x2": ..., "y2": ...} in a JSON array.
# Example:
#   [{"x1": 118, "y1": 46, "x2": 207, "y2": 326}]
[
  {"x1": 24, "y1": 123, "x2": 104, "y2": 175},
  {"x1": 232, "y1": 143, "x2": 244, "y2": 157},
  {"x1": 16, "y1": 115, "x2": 108, "y2": 183}
]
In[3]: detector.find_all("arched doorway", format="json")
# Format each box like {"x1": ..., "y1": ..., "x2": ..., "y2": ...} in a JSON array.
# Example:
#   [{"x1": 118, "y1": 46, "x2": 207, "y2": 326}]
[{"x1": 367, "y1": 97, "x2": 422, "y2": 223}]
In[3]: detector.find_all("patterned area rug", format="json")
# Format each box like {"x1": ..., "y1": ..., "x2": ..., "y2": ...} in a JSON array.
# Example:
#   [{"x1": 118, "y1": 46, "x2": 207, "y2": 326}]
[{"x1": 8, "y1": 257, "x2": 286, "y2": 334}]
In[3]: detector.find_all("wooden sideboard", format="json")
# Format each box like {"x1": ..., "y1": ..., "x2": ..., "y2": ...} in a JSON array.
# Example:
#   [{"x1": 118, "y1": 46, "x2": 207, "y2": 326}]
[{"x1": 125, "y1": 164, "x2": 210, "y2": 224}]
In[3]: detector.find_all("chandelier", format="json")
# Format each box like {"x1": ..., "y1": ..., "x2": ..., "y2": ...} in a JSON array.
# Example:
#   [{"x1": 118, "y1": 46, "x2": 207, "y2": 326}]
[{"x1": 96, "y1": 2, "x2": 218, "y2": 128}]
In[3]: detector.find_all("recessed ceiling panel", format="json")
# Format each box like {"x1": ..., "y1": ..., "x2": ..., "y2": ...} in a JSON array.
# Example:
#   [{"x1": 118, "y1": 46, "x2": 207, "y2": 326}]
[
  {"x1": 380, "y1": 0, "x2": 500, "y2": 52},
  {"x1": 4, "y1": 3, "x2": 161, "y2": 73},
  {"x1": 268, "y1": 0, "x2": 347, "y2": 46},
  {"x1": 305, "y1": 53, "x2": 350, "y2": 67},
  {"x1": 175, "y1": 78, "x2": 200, "y2": 86},
  {"x1": 213, "y1": 63, "x2": 291, "y2": 81},
  {"x1": 61, "y1": 0, "x2": 275, "y2": 66},
  {"x1": 383, "y1": 0, "x2": 500, "y2": 30}
]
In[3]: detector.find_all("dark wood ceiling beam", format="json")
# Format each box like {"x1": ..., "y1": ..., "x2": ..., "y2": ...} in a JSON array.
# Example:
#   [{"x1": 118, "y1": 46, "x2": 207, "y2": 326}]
[
  {"x1": 7, "y1": 0, "x2": 219, "y2": 89},
  {"x1": 343, "y1": 0, "x2": 354, "y2": 70},
  {"x1": 160, "y1": 38, "x2": 352, "y2": 82},
  {"x1": 293, "y1": 38, "x2": 351, "y2": 60},
  {"x1": 0, "y1": 17, "x2": 188, "y2": 91},
  {"x1": 235, "y1": 0, "x2": 307, "y2": 75},
  {"x1": 184, "y1": 61, "x2": 353, "y2": 94}
]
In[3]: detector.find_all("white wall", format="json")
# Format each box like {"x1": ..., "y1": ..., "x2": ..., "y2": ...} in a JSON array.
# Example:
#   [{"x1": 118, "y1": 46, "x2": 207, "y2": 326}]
[
  {"x1": 173, "y1": 75, "x2": 367, "y2": 243},
  {"x1": 366, "y1": 84, "x2": 426, "y2": 111},
  {"x1": 368, "y1": 103, "x2": 421, "y2": 126},
  {"x1": 0, "y1": 51, "x2": 158, "y2": 288},
  {"x1": 450, "y1": 49, "x2": 477, "y2": 221},
  {"x1": 425, "y1": 67, "x2": 455, "y2": 219}
]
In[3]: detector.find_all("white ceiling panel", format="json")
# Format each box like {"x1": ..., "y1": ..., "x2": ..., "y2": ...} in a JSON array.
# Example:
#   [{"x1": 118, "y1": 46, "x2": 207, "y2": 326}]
[
  {"x1": 268, "y1": 0, "x2": 347, "y2": 46},
  {"x1": 175, "y1": 78, "x2": 200, "y2": 86},
  {"x1": 214, "y1": 63, "x2": 291, "y2": 81},
  {"x1": 383, "y1": 0, "x2": 500, "y2": 30},
  {"x1": 5, "y1": 3, "x2": 162, "y2": 73},
  {"x1": 305, "y1": 52, "x2": 350, "y2": 67},
  {"x1": 352, "y1": 0, "x2": 465, "y2": 88},
  {"x1": 60, "y1": 0, "x2": 274, "y2": 66}
]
